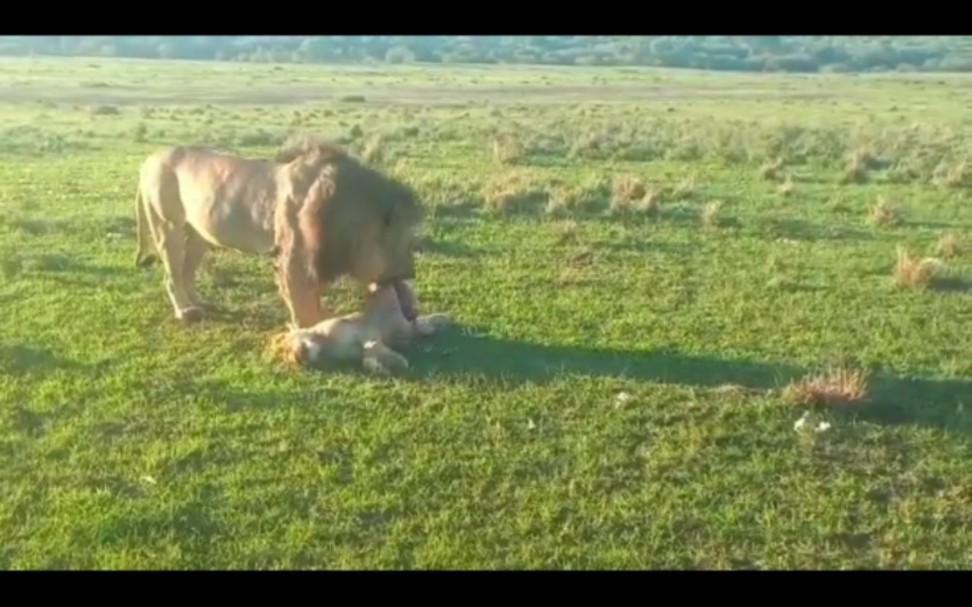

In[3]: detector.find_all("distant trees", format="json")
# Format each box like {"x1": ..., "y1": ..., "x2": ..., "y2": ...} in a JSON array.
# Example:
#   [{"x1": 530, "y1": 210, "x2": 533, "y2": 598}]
[{"x1": 1, "y1": 36, "x2": 970, "y2": 74}]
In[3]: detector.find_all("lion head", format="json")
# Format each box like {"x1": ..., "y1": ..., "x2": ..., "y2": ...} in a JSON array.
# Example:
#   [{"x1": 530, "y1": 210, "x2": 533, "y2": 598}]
[{"x1": 283, "y1": 141, "x2": 424, "y2": 289}]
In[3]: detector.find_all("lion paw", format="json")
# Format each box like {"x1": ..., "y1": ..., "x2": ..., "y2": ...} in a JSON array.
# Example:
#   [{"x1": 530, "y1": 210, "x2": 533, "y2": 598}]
[
  {"x1": 415, "y1": 313, "x2": 452, "y2": 335},
  {"x1": 381, "y1": 352, "x2": 410, "y2": 373},
  {"x1": 177, "y1": 307, "x2": 204, "y2": 324},
  {"x1": 189, "y1": 296, "x2": 217, "y2": 311},
  {"x1": 362, "y1": 357, "x2": 391, "y2": 375}
]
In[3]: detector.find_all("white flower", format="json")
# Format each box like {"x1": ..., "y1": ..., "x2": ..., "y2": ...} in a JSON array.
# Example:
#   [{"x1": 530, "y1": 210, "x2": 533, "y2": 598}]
[
  {"x1": 815, "y1": 421, "x2": 832, "y2": 433},
  {"x1": 793, "y1": 411, "x2": 810, "y2": 431}
]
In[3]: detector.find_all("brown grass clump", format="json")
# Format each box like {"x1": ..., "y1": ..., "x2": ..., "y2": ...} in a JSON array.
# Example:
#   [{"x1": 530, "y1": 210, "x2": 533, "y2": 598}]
[
  {"x1": 546, "y1": 177, "x2": 611, "y2": 217},
  {"x1": 840, "y1": 148, "x2": 887, "y2": 185},
  {"x1": 894, "y1": 246, "x2": 945, "y2": 289},
  {"x1": 932, "y1": 161, "x2": 972, "y2": 188},
  {"x1": 639, "y1": 188, "x2": 663, "y2": 218},
  {"x1": 759, "y1": 157, "x2": 785, "y2": 181},
  {"x1": 483, "y1": 171, "x2": 549, "y2": 215},
  {"x1": 90, "y1": 104, "x2": 120, "y2": 116},
  {"x1": 359, "y1": 133, "x2": 384, "y2": 165},
  {"x1": 610, "y1": 175, "x2": 647, "y2": 215},
  {"x1": 869, "y1": 197, "x2": 902, "y2": 227},
  {"x1": 672, "y1": 176, "x2": 698, "y2": 201},
  {"x1": 840, "y1": 151, "x2": 870, "y2": 185},
  {"x1": 554, "y1": 220, "x2": 580, "y2": 245},
  {"x1": 783, "y1": 367, "x2": 869, "y2": 407},
  {"x1": 934, "y1": 231, "x2": 962, "y2": 259},
  {"x1": 491, "y1": 134, "x2": 526, "y2": 164},
  {"x1": 702, "y1": 200, "x2": 724, "y2": 228},
  {"x1": 827, "y1": 195, "x2": 852, "y2": 215},
  {"x1": 613, "y1": 174, "x2": 646, "y2": 201}
]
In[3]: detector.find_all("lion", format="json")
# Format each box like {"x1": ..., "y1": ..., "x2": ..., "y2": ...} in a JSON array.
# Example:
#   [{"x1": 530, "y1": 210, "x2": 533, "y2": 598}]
[
  {"x1": 268, "y1": 279, "x2": 452, "y2": 374},
  {"x1": 133, "y1": 140, "x2": 423, "y2": 328}
]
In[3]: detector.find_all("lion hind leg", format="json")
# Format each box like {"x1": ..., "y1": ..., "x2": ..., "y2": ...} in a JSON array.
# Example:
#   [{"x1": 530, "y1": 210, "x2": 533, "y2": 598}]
[
  {"x1": 363, "y1": 339, "x2": 409, "y2": 374},
  {"x1": 183, "y1": 227, "x2": 213, "y2": 309},
  {"x1": 152, "y1": 218, "x2": 203, "y2": 323},
  {"x1": 134, "y1": 187, "x2": 159, "y2": 268}
]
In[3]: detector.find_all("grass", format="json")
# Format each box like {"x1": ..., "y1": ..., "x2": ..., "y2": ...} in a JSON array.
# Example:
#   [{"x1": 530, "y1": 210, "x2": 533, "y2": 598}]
[{"x1": 1, "y1": 56, "x2": 971, "y2": 570}]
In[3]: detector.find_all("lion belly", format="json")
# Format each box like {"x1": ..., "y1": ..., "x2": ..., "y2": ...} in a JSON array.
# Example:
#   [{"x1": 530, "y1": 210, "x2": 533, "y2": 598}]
[{"x1": 179, "y1": 184, "x2": 277, "y2": 255}]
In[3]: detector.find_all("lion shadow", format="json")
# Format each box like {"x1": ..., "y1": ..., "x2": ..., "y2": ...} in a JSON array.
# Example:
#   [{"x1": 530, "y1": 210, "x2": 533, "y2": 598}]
[
  {"x1": 0, "y1": 343, "x2": 96, "y2": 376},
  {"x1": 404, "y1": 327, "x2": 972, "y2": 435},
  {"x1": 416, "y1": 236, "x2": 480, "y2": 258},
  {"x1": 760, "y1": 218, "x2": 881, "y2": 243}
]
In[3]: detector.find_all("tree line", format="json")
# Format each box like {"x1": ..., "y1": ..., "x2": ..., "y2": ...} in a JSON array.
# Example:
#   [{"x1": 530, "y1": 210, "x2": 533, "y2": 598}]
[{"x1": 2, "y1": 36, "x2": 971, "y2": 74}]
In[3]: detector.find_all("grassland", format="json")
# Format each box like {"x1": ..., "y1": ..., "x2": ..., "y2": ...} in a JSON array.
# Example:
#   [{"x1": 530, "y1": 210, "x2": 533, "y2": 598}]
[{"x1": 0, "y1": 56, "x2": 970, "y2": 570}]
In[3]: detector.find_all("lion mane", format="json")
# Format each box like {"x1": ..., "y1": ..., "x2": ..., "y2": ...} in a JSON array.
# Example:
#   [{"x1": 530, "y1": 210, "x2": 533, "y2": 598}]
[{"x1": 133, "y1": 139, "x2": 423, "y2": 328}]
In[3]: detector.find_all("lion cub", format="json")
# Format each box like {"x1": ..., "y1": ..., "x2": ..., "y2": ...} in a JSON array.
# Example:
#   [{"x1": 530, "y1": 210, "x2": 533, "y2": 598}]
[{"x1": 270, "y1": 280, "x2": 451, "y2": 374}]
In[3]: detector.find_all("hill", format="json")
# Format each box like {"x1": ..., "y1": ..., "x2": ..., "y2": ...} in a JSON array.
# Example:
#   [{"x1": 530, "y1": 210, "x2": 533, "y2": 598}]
[{"x1": 1, "y1": 36, "x2": 972, "y2": 74}]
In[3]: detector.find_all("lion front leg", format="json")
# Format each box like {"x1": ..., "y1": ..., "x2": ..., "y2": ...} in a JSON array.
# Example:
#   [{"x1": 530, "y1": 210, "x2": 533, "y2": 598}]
[{"x1": 275, "y1": 247, "x2": 326, "y2": 329}]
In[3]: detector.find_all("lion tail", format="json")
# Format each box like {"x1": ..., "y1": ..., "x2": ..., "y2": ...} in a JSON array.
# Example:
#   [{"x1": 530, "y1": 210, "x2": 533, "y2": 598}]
[{"x1": 133, "y1": 184, "x2": 158, "y2": 268}]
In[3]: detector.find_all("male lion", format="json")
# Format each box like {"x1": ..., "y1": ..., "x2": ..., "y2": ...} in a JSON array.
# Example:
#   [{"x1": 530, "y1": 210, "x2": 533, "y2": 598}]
[
  {"x1": 133, "y1": 141, "x2": 423, "y2": 327},
  {"x1": 269, "y1": 279, "x2": 452, "y2": 374}
]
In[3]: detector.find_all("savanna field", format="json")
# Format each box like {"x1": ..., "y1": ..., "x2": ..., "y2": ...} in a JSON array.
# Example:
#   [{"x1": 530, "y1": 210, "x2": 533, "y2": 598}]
[{"x1": 1, "y1": 57, "x2": 971, "y2": 569}]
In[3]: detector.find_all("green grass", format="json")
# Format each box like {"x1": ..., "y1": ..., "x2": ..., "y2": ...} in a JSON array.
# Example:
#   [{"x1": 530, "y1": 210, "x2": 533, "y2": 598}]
[{"x1": 1, "y1": 56, "x2": 970, "y2": 570}]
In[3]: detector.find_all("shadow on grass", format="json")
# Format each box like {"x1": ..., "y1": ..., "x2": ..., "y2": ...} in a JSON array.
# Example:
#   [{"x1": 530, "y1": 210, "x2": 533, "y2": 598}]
[
  {"x1": 416, "y1": 236, "x2": 481, "y2": 258},
  {"x1": 212, "y1": 325, "x2": 971, "y2": 437},
  {"x1": 28, "y1": 254, "x2": 124, "y2": 279},
  {"x1": 403, "y1": 327, "x2": 972, "y2": 435},
  {"x1": 930, "y1": 277, "x2": 972, "y2": 294},
  {"x1": 0, "y1": 344, "x2": 93, "y2": 376},
  {"x1": 761, "y1": 218, "x2": 880, "y2": 243}
]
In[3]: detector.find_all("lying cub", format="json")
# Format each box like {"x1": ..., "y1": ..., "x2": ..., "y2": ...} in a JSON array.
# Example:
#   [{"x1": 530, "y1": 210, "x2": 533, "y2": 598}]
[{"x1": 270, "y1": 281, "x2": 451, "y2": 375}]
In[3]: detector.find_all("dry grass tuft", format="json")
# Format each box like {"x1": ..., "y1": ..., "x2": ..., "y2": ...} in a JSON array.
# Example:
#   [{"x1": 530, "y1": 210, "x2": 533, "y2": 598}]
[
  {"x1": 840, "y1": 148, "x2": 887, "y2": 185},
  {"x1": 783, "y1": 367, "x2": 869, "y2": 407},
  {"x1": 759, "y1": 157, "x2": 785, "y2": 181},
  {"x1": 938, "y1": 161, "x2": 970, "y2": 189},
  {"x1": 613, "y1": 174, "x2": 646, "y2": 201},
  {"x1": 840, "y1": 164, "x2": 869, "y2": 185},
  {"x1": 934, "y1": 231, "x2": 962, "y2": 259},
  {"x1": 491, "y1": 134, "x2": 526, "y2": 164},
  {"x1": 776, "y1": 175, "x2": 795, "y2": 196},
  {"x1": 672, "y1": 175, "x2": 699, "y2": 201},
  {"x1": 546, "y1": 177, "x2": 611, "y2": 217},
  {"x1": 827, "y1": 195, "x2": 852, "y2": 214},
  {"x1": 610, "y1": 175, "x2": 648, "y2": 215},
  {"x1": 483, "y1": 171, "x2": 549, "y2": 215},
  {"x1": 869, "y1": 197, "x2": 902, "y2": 227},
  {"x1": 554, "y1": 220, "x2": 580, "y2": 245},
  {"x1": 638, "y1": 188, "x2": 663, "y2": 218},
  {"x1": 702, "y1": 200, "x2": 724, "y2": 228},
  {"x1": 894, "y1": 246, "x2": 946, "y2": 289},
  {"x1": 359, "y1": 133, "x2": 384, "y2": 165}
]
